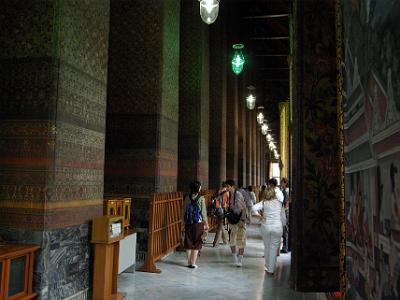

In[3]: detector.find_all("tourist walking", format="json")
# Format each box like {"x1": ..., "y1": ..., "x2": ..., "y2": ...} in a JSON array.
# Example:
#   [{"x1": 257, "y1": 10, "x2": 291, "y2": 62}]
[
  {"x1": 252, "y1": 178, "x2": 284, "y2": 276},
  {"x1": 182, "y1": 180, "x2": 209, "y2": 269},
  {"x1": 212, "y1": 181, "x2": 229, "y2": 247},
  {"x1": 239, "y1": 186, "x2": 253, "y2": 224},
  {"x1": 225, "y1": 179, "x2": 247, "y2": 267}
]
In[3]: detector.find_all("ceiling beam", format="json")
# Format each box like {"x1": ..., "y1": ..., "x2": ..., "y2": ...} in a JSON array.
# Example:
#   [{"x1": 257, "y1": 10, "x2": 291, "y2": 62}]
[
  {"x1": 255, "y1": 54, "x2": 288, "y2": 57},
  {"x1": 250, "y1": 36, "x2": 289, "y2": 40},
  {"x1": 259, "y1": 67, "x2": 289, "y2": 70},
  {"x1": 244, "y1": 14, "x2": 289, "y2": 19},
  {"x1": 264, "y1": 79, "x2": 289, "y2": 82}
]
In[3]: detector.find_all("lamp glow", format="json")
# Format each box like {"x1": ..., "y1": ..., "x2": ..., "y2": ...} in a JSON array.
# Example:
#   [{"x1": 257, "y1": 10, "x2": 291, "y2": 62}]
[
  {"x1": 199, "y1": 0, "x2": 220, "y2": 24},
  {"x1": 246, "y1": 94, "x2": 256, "y2": 110},
  {"x1": 261, "y1": 123, "x2": 268, "y2": 135},
  {"x1": 231, "y1": 44, "x2": 245, "y2": 74},
  {"x1": 257, "y1": 112, "x2": 264, "y2": 125}
]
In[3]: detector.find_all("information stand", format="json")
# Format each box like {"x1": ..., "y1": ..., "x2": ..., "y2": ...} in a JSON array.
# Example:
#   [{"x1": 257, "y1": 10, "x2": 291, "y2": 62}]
[{"x1": 91, "y1": 216, "x2": 126, "y2": 300}]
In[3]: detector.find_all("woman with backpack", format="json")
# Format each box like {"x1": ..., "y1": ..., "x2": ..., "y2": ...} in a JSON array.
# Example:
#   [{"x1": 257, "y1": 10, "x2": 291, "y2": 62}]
[
  {"x1": 251, "y1": 178, "x2": 284, "y2": 276},
  {"x1": 182, "y1": 180, "x2": 209, "y2": 269}
]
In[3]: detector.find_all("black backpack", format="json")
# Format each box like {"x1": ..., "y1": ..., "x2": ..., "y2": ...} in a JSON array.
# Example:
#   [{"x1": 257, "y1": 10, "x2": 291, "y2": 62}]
[{"x1": 225, "y1": 191, "x2": 242, "y2": 224}]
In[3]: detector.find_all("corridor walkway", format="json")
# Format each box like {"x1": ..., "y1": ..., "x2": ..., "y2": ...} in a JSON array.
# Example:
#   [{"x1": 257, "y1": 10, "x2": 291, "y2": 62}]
[{"x1": 119, "y1": 224, "x2": 326, "y2": 300}]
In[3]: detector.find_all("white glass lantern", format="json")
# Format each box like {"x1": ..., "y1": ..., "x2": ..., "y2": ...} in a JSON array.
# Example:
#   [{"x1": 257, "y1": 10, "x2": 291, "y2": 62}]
[
  {"x1": 246, "y1": 86, "x2": 256, "y2": 110},
  {"x1": 199, "y1": 0, "x2": 220, "y2": 25},
  {"x1": 246, "y1": 94, "x2": 256, "y2": 110},
  {"x1": 269, "y1": 141, "x2": 275, "y2": 150},
  {"x1": 266, "y1": 133, "x2": 272, "y2": 142},
  {"x1": 257, "y1": 112, "x2": 264, "y2": 125},
  {"x1": 261, "y1": 123, "x2": 268, "y2": 135}
]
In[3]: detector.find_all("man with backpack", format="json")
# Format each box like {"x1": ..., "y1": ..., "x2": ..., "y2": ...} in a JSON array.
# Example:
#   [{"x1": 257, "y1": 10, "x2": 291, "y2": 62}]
[
  {"x1": 182, "y1": 180, "x2": 209, "y2": 269},
  {"x1": 212, "y1": 181, "x2": 229, "y2": 247},
  {"x1": 239, "y1": 186, "x2": 255, "y2": 224},
  {"x1": 225, "y1": 179, "x2": 247, "y2": 267}
]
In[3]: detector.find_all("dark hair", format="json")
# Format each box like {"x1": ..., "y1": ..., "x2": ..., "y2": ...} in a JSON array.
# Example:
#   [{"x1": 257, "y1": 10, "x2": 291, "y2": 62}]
[
  {"x1": 247, "y1": 185, "x2": 253, "y2": 192},
  {"x1": 268, "y1": 178, "x2": 278, "y2": 187},
  {"x1": 225, "y1": 179, "x2": 235, "y2": 187},
  {"x1": 190, "y1": 180, "x2": 201, "y2": 194},
  {"x1": 281, "y1": 177, "x2": 289, "y2": 185},
  {"x1": 261, "y1": 185, "x2": 266, "y2": 190}
]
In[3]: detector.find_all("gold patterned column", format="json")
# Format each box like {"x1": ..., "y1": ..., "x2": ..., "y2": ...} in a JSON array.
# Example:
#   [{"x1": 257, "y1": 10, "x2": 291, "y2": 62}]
[
  {"x1": 279, "y1": 101, "x2": 290, "y2": 179},
  {"x1": 336, "y1": 0, "x2": 346, "y2": 298}
]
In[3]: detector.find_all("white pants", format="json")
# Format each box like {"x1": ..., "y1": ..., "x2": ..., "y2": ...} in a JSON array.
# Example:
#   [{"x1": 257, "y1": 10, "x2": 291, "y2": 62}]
[{"x1": 261, "y1": 223, "x2": 283, "y2": 273}]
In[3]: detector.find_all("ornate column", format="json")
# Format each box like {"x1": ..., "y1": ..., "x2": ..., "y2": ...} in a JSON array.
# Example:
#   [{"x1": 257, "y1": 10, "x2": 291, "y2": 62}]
[
  {"x1": 226, "y1": 75, "x2": 239, "y2": 182},
  {"x1": 238, "y1": 81, "x2": 247, "y2": 187},
  {"x1": 252, "y1": 111, "x2": 257, "y2": 184},
  {"x1": 279, "y1": 101, "x2": 290, "y2": 179},
  {"x1": 0, "y1": 1, "x2": 110, "y2": 299},
  {"x1": 291, "y1": 0, "x2": 340, "y2": 292},
  {"x1": 105, "y1": 0, "x2": 181, "y2": 196},
  {"x1": 209, "y1": 5, "x2": 227, "y2": 189},
  {"x1": 257, "y1": 125, "x2": 261, "y2": 185},
  {"x1": 178, "y1": 0, "x2": 210, "y2": 190}
]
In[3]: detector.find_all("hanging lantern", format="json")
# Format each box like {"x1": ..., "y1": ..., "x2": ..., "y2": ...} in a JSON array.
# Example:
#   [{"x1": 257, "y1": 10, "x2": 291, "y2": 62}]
[
  {"x1": 261, "y1": 123, "x2": 268, "y2": 135},
  {"x1": 257, "y1": 112, "x2": 264, "y2": 125},
  {"x1": 269, "y1": 141, "x2": 275, "y2": 150},
  {"x1": 199, "y1": 0, "x2": 220, "y2": 25},
  {"x1": 231, "y1": 44, "x2": 245, "y2": 75},
  {"x1": 246, "y1": 94, "x2": 256, "y2": 110},
  {"x1": 266, "y1": 133, "x2": 272, "y2": 142},
  {"x1": 246, "y1": 86, "x2": 256, "y2": 110}
]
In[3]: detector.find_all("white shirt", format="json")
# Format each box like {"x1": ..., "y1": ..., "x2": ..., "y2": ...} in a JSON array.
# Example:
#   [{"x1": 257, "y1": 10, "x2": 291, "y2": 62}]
[{"x1": 252, "y1": 187, "x2": 284, "y2": 226}]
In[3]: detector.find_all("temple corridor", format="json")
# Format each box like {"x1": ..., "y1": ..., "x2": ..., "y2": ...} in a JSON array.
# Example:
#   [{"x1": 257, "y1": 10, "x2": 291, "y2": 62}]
[{"x1": 1, "y1": 0, "x2": 399, "y2": 299}]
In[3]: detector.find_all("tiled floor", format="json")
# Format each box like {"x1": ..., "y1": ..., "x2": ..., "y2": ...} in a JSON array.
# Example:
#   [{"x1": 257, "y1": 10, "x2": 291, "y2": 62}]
[{"x1": 118, "y1": 224, "x2": 326, "y2": 300}]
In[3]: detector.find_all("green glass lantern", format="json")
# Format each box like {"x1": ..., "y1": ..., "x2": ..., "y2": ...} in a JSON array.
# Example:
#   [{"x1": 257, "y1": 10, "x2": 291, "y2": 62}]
[{"x1": 231, "y1": 44, "x2": 245, "y2": 75}]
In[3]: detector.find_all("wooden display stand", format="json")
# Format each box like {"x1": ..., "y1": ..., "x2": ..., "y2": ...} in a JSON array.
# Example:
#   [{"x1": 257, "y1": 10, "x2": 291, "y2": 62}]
[
  {"x1": 103, "y1": 200, "x2": 117, "y2": 216},
  {"x1": 0, "y1": 243, "x2": 39, "y2": 300},
  {"x1": 122, "y1": 199, "x2": 131, "y2": 229},
  {"x1": 91, "y1": 216, "x2": 126, "y2": 300},
  {"x1": 103, "y1": 198, "x2": 131, "y2": 230}
]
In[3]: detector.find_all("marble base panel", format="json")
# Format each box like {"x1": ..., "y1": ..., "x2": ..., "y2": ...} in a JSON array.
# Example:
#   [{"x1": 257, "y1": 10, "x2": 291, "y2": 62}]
[{"x1": 0, "y1": 224, "x2": 91, "y2": 300}]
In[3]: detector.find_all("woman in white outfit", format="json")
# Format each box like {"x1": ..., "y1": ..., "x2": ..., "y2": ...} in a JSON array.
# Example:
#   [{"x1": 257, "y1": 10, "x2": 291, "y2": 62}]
[{"x1": 252, "y1": 178, "x2": 284, "y2": 276}]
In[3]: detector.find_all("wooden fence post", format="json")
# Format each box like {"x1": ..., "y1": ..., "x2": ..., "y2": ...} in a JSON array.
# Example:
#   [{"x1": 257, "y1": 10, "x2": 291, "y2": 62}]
[{"x1": 138, "y1": 194, "x2": 161, "y2": 273}]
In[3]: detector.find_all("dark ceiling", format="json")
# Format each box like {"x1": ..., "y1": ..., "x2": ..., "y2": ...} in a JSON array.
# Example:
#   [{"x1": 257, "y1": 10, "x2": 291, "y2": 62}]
[{"x1": 227, "y1": 0, "x2": 291, "y2": 140}]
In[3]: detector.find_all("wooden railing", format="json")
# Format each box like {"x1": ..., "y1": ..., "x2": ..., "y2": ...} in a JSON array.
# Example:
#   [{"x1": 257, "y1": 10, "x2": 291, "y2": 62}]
[{"x1": 138, "y1": 192, "x2": 184, "y2": 273}]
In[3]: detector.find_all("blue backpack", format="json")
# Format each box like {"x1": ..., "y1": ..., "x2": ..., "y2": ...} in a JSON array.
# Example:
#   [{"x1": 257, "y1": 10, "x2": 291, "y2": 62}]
[{"x1": 184, "y1": 194, "x2": 202, "y2": 225}]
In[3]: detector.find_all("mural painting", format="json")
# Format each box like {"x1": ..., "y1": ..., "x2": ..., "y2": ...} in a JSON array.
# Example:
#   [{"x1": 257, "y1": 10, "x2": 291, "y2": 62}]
[{"x1": 343, "y1": 0, "x2": 400, "y2": 299}]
